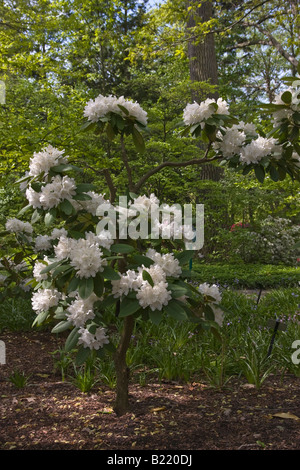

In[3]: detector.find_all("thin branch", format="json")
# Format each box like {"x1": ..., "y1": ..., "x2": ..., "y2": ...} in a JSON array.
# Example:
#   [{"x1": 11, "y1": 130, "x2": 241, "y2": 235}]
[
  {"x1": 133, "y1": 143, "x2": 219, "y2": 193},
  {"x1": 120, "y1": 134, "x2": 134, "y2": 192},
  {"x1": 248, "y1": 22, "x2": 299, "y2": 67}
]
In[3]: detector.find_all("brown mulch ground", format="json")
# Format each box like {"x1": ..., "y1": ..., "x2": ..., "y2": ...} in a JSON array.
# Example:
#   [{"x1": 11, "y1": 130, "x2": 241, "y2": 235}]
[{"x1": 0, "y1": 331, "x2": 300, "y2": 452}]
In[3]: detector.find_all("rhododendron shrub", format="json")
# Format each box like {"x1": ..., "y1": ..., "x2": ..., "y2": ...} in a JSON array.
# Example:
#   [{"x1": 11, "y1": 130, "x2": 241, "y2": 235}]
[{"x1": 1, "y1": 78, "x2": 300, "y2": 415}]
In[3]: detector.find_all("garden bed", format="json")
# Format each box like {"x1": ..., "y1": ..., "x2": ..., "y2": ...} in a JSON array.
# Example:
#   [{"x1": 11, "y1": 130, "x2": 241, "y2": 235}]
[{"x1": 0, "y1": 330, "x2": 300, "y2": 451}]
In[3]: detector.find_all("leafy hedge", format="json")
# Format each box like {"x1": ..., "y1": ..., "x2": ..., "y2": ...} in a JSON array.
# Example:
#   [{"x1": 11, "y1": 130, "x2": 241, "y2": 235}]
[{"x1": 191, "y1": 262, "x2": 300, "y2": 289}]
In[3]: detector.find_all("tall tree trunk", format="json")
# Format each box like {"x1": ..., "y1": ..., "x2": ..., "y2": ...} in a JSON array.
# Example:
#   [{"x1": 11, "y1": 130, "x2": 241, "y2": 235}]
[
  {"x1": 187, "y1": 0, "x2": 222, "y2": 182},
  {"x1": 113, "y1": 315, "x2": 134, "y2": 416}
]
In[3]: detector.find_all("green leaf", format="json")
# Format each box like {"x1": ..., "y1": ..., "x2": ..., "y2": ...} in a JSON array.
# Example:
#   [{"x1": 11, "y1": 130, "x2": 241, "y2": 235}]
[
  {"x1": 52, "y1": 264, "x2": 72, "y2": 278},
  {"x1": 51, "y1": 320, "x2": 72, "y2": 334},
  {"x1": 254, "y1": 165, "x2": 265, "y2": 183},
  {"x1": 281, "y1": 91, "x2": 292, "y2": 104},
  {"x1": 149, "y1": 309, "x2": 162, "y2": 325},
  {"x1": 175, "y1": 250, "x2": 194, "y2": 265},
  {"x1": 110, "y1": 243, "x2": 135, "y2": 254},
  {"x1": 68, "y1": 275, "x2": 80, "y2": 293},
  {"x1": 32, "y1": 310, "x2": 49, "y2": 327},
  {"x1": 142, "y1": 269, "x2": 154, "y2": 287},
  {"x1": 269, "y1": 165, "x2": 279, "y2": 182},
  {"x1": 65, "y1": 327, "x2": 80, "y2": 352},
  {"x1": 132, "y1": 126, "x2": 145, "y2": 153},
  {"x1": 78, "y1": 277, "x2": 94, "y2": 299},
  {"x1": 94, "y1": 272, "x2": 104, "y2": 297},
  {"x1": 164, "y1": 300, "x2": 188, "y2": 321},
  {"x1": 106, "y1": 122, "x2": 116, "y2": 140},
  {"x1": 168, "y1": 283, "x2": 189, "y2": 298},
  {"x1": 76, "y1": 183, "x2": 97, "y2": 193},
  {"x1": 60, "y1": 198, "x2": 74, "y2": 215},
  {"x1": 75, "y1": 346, "x2": 91, "y2": 365},
  {"x1": 44, "y1": 211, "x2": 55, "y2": 226},
  {"x1": 101, "y1": 266, "x2": 121, "y2": 280},
  {"x1": 119, "y1": 298, "x2": 141, "y2": 318},
  {"x1": 132, "y1": 254, "x2": 154, "y2": 267},
  {"x1": 40, "y1": 260, "x2": 63, "y2": 274}
]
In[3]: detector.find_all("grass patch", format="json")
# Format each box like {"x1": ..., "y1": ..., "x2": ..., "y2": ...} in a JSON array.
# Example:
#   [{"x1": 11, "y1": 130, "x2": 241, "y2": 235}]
[{"x1": 191, "y1": 262, "x2": 300, "y2": 289}]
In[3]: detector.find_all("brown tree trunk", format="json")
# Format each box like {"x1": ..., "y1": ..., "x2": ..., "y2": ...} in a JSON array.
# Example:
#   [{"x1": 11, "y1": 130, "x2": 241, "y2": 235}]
[
  {"x1": 113, "y1": 315, "x2": 134, "y2": 416},
  {"x1": 187, "y1": 0, "x2": 223, "y2": 182}
]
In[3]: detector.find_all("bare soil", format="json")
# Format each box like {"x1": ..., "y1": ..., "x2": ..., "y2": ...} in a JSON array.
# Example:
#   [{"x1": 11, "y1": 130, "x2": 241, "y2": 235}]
[{"x1": 0, "y1": 331, "x2": 300, "y2": 451}]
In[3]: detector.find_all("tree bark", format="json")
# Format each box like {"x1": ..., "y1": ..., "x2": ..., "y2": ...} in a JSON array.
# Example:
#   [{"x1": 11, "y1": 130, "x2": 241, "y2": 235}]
[
  {"x1": 186, "y1": 0, "x2": 222, "y2": 181},
  {"x1": 113, "y1": 315, "x2": 135, "y2": 416}
]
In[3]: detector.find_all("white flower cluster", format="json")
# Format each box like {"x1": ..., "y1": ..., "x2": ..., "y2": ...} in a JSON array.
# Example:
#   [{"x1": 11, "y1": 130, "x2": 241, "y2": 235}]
[
  {"x1": 34, "y1": 227, "x2": 68, "y2": 252},
  {"x1": 31, "y1": 287, "x2": 61, "y2": 314},
  {"x1": 112, "y1": 249, "x2": 181, "y2": 311},
  {"x1": 26, "y1": 175, "x2": 77, "y2": 210},
  {"x1": 239, "y1": 136, "x2": 279, "y2": 165},
  {"x1": 272, "y1": 86, "x2": 300, "y2": 124},
  {"x1": 73, "y1": 191, "x2": 111, "y2": 216},
  {"x1": 198, "y1": 282, "x2": 224, "y2": 326},
  {"x1": 84, "y1": 94, "x2": 148, "y2": 126},
  {"x1": 5, "y1": 218, "x2": 33, "y2": 235},
  {"x1": 78, "y1": 326, "x2": 109, "y2": 350},
  {"x1": 213, "y1": 122, "x2": 256, "y2": 158},
  {"x1": 28, "y1": 145, "x2": 68, "y2": 177},
  {"x1": 183, "y1": 97, "x2": 229, "y2": 127},
  {"x1": 54, "y1": 231, "x2": 110, "y2": 278},
  {"x1": 213, "y1": 121, "x2": 279, "y2": 165},
  {"x1": 66, "y1": 292, "x2": 99, "y2": 328}
]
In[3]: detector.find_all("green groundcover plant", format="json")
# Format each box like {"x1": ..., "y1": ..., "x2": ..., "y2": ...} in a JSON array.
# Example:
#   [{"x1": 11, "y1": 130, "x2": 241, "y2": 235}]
[{"x1": 1, "y1": 73, "x2": 300, "y2": 414}]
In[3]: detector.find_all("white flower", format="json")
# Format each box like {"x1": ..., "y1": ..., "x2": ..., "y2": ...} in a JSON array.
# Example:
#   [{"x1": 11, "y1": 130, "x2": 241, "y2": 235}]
[
  {"x1": 27, "y1": 175, "x2": 77, "y2": 210},
  {"x1": 69, "y1": 238, "x2": 107, "y2": 279},
  {"x1": 26, "y1": 186, "x2": 43, "y2": 209},
  {"x1": 198, "y1": 282, "x2": 222, "y2": 303},
  {"x1": 111, "y1": 269, "x2": 141, "y2": 298},
  {"x1": 239, "y1": 136, "x2": 278, "y2": 165},
  {"x1": 84, "y1": 94, "x2": 148, "y2": 126},
  {"x1": 50, "y1": 227, "x2": 68, "y2": 239},
  {"x1": 66, "y1": 293, "x2": 98, "y2": 328},
  {"x1": 54, "y1": 235, "x2": 74, "y2": 260},
  {"x1": 272, "y1": 87, "x2": 300, "y2": 123},
  {"x1": 31, "y1": 288, "x2": 61, "y2": 313},
  {"x1": 85, "y1": 230, "x2": 114, "y2": 250},
  {"x1": 33, "y1": 260, "x2": 49, "y2": 281},
  {"x1": 29, "y1": 145, "x2": 68, "y2": 177},
  {"x1": 136, "y1": 280, "x2": 172, "y2": 311},
  {"x1": 79, "y1": 191, "x2": 110, "y2": 216},
  {"x1": 216, "y1": 97, "x2": 230, "y2": 115},
  {"x1": 78, "y1": 326, "x2": 109, "y2": 350},
  {"x1": 6, "y1": 218, "x2": 33, "y2": 235},
  {"x1": 183, "y1": 97, "x2": 229, "y2": 127},
  {"x1": 213, "y1": 128, "x2": 246, "y2": 157},
  {"x1": 40, "y1": 175, "x2": 76, "y2": 209},
  {"x1": 146, "y1": 249, "x2": 182, "y2": 278},
  {"x1": 35, "y1": 235, "x2": 52, "y2": 252}
]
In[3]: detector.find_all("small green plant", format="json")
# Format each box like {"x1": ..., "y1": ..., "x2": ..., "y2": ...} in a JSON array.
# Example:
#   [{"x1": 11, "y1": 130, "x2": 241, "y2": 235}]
[
  {"x1": 51, "y1": 348, "x2": 76, "y2": 381},
  {"x1": 96, "y1": 358, "x2": 117, "y2": 389},
  {"x1": 8, "y1": 369, "x2": 31, "y2": 388},
  {"x1": 239, "y1": 334, "x2": 275, "y2": 389},
  {"x1": 71, "y1": 364, "x2": 98, "y2": 393}
]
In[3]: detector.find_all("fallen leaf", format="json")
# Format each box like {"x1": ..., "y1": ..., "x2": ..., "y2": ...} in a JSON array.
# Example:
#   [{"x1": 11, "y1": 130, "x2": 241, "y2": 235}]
[
  {"x1": 272, "y1": 412, "x2": 300, "y2": 422},
  {"x1": 150, "y1": 406, "x2": 166, "y2": 413}
]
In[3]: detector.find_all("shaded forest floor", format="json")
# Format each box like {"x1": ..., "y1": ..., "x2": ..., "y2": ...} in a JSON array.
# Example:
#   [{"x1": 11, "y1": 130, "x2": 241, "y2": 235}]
[{"x1": 0, "y1": 331, "x2": 300, "y2": 451}]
